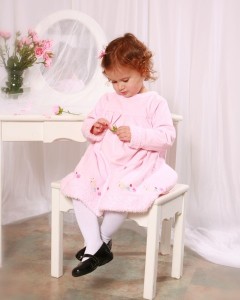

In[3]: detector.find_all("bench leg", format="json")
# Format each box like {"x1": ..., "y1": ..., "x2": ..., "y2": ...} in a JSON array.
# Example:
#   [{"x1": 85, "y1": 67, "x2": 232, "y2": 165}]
[
  {"x1": 171, "y1": 197, "x2": 185, "y2": 278},
  {"x1": 160, "y1": 219, "x2": 172, "y2": 255},
  {"x1": 143, "y1": 205, "x2": 160, "y2": 300}
]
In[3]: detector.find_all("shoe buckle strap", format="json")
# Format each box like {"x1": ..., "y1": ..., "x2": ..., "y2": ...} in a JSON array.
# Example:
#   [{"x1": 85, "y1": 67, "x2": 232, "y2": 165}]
[{"x1": 82, "y1": 254, "x2": 100, "y2": 264}]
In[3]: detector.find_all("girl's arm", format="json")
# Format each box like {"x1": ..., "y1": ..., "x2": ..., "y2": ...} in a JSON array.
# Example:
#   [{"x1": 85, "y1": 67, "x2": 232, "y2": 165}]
[
  {"x1": 129, "y1": 98, "x2": 176, "y2": 152},
  {"x1": 81, "y1": 96, "x2": 108, "y2": 143}
]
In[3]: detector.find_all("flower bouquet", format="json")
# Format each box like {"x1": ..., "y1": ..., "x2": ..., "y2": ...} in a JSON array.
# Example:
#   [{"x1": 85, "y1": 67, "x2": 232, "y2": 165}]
[{"x1": 0, "y1": 29, "x2": 53, "y2": 96}]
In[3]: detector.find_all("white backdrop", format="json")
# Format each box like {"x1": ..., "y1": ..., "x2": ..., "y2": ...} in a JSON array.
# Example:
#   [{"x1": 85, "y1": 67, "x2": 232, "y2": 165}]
[{"x1": 0, "y1": 0, "x2": 239, "y2": 268}]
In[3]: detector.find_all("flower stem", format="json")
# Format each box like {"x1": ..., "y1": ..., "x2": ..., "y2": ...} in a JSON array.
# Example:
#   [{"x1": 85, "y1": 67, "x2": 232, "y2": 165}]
[
  {"x1": 63, "y1": 110, "x2": 80, "y2": 115},
  {"x1": 0, "y1": 50, "x2": 7, "y2": 68}
]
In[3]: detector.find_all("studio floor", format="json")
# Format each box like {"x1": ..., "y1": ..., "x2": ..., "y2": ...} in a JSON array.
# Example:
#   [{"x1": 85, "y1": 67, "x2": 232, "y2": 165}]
[{"x1": 0, "y1": 213, "x2": 240, "y2": 300}]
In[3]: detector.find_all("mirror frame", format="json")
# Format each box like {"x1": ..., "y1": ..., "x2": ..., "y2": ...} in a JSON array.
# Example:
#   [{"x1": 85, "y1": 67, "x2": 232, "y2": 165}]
[{"x1": 33, "y1": 10, "x2": 108, "y2": 100}]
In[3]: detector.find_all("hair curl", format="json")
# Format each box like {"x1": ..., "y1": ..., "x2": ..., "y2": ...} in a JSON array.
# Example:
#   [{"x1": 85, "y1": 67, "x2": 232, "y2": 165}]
[{"x1": 101, "y1": 33, "x2": 156, "y2": 81}]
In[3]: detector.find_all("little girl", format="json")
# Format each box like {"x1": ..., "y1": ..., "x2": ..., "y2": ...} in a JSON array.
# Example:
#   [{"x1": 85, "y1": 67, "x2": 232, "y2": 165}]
[{"x1": 60, "y1": 33, "x2": 177, "y2": 277}]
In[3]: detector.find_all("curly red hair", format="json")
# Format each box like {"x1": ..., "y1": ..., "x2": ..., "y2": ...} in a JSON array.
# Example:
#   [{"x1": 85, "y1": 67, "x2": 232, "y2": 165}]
[{"x1": 101, "y1": 33, "x2": 156, "y2": 81}]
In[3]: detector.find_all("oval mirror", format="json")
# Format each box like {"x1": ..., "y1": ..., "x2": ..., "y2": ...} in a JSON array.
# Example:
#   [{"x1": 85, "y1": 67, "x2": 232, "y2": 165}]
[{"x1": 30, "y1": 10, "x2": 111, "y2": 113}]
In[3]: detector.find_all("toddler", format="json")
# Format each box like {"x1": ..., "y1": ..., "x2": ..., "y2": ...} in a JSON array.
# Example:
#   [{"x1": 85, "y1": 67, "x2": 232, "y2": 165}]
[{"x1": 60, "y1": 33, "x2": 177, "y2": 277}]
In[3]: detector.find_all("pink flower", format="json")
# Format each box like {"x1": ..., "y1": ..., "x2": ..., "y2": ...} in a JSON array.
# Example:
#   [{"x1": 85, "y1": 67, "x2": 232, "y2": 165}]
[
  {"x1": 43, "y1": 53, "x2": 52, "y2": 67},
  {"x1": 44, "y1": 58, "x2": 52, "y2": 67},
  {"x1": 43, "y1": 52, "x2": 49, "y2": 59},
  {"x1": 21, "y1": 37, "x2": 31, "y2": 45},
  {"x1": 16, "y1": 40, "x2": 23, "y2": 48},
  {"x1": 28, "y1": 29, "x2": 36, "y2": 37},
  {"x1": 21, "y1": 37, "x2": 27, "y2": 44},
  {"x1": 32, "y1": 33, "x2": 39, "y2": 43},
  {"x1": 0, "y1": 31, "x2": 11, "y2": 39},
  {"x1": 26, "y1": 38, "x2": 32, "y2": 45},
  {"x1": 98, "y1": 50, "x2": 106, "y2": 59},
  {"x1": 42, "y1": 40, "x2": 52, "y2": 50},
  {"x1": 34, "y1": 46, "x2": 44, "y2": 57},
  {"x1": 52, "y1": 105, "x2": 63, "y2": 115}
]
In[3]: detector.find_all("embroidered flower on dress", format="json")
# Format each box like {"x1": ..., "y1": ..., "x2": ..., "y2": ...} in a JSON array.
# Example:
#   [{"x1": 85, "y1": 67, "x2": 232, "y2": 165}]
[
  {"x1": 118, "y1": 182, "x2": 162, "y2": 193},
  {"x1": 90, "y1": 178, "x2": 96, "y2": 189},
  {"x1": 75, "y1": 171, "x2": 80, "y2": 178},
  {"x1": 90, "y1": 177, "x2": 101, "y2": 195},
  {"x1": 118, "y1": 182, "x2": 136, "y2": 192}
]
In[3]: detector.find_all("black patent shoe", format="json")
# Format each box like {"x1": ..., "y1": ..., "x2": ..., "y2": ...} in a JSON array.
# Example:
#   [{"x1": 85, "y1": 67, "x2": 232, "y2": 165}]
[
  {"x1": 72, "y1": 242, "x2": 113, "y2": 277},
  {"x1": 75, "y1": 240, "x2": 112, "y2": 261}
]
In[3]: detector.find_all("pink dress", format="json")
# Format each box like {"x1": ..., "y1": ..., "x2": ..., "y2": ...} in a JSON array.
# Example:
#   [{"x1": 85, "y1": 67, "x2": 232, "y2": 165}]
[{"x1": 60, "y1": 91, "x2": 178, "y2": 216}]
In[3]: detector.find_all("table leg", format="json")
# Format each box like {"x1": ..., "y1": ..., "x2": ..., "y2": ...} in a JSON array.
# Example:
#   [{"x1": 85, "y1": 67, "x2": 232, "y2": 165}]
[{"x1": 0, "y1": 121, "x2": 2, "y2": 267}]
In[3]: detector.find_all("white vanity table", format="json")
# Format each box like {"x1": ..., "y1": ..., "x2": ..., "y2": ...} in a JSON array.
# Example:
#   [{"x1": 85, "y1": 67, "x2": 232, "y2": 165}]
[
  {"x1": 0, "y1": 9, "x2": 110, "y2": 266},
  {"x1": 0, "y1": 114, "x2": 86, "y2": 266}
]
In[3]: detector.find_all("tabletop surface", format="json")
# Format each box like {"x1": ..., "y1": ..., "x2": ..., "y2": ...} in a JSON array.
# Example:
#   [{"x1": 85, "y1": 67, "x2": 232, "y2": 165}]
[{"x1": 0, "y1": 114, "x2": 86, "y2": 122}]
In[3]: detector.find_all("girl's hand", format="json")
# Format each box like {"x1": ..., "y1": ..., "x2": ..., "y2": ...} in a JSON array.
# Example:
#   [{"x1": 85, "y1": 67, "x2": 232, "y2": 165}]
[
  {"x1": 91, "y1": 118, "x2": 110, "y2": 135},
  {"x1": 115, "y1": 126, "x2": 131, "y2": 142}
]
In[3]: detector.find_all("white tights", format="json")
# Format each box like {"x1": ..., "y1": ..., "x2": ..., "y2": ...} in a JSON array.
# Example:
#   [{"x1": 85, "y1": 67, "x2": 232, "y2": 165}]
[{"x1": 73, "y1": 199, "x2": 127, "y2": 258}]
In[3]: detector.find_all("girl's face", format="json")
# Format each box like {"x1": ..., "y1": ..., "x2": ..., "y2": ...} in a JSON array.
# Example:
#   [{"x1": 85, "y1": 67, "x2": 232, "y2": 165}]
[{"x1": 104, "y1": 66, "x2": 146, "y2": 98}]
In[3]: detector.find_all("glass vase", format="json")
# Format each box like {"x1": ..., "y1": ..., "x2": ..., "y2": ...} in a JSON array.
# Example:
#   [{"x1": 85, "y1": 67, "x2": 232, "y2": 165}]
[{"x1": 1, "y1": 68, "x2": 24, "y2": 98}]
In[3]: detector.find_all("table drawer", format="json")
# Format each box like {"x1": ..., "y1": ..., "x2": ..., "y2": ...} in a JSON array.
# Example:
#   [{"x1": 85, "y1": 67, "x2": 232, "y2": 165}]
[
  {"x1": 1, "y1": 121, "x2": 85, "y2": 142},
  {"x1": 44, "y1": 121, "x2": 85, "y2": 142},
  {"x1": 2, "y1": 122, "x2": 43, "y2": 141}
]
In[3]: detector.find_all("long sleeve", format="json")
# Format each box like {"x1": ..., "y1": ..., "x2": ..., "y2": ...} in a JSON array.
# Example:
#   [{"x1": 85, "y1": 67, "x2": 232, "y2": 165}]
[
  {"x1": 81, "y1": 96, "x2": 107, "y2": 143},
  {"x1": 129, "y1": 97, "x2": 175, "y2": 152}
]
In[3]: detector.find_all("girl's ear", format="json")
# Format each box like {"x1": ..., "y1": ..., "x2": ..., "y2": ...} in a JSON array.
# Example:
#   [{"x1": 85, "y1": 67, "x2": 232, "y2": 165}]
[
  {"x1": 141, "y1": 68, "x2": 148, "y2": 79},
  {"x1": 142, "y1": 71, "x2": 148, "y2": 81}
]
